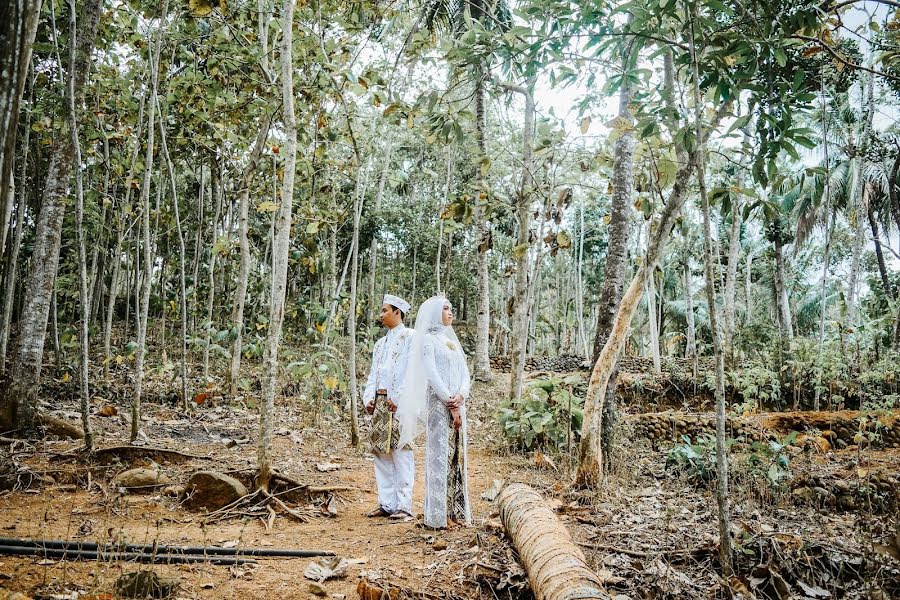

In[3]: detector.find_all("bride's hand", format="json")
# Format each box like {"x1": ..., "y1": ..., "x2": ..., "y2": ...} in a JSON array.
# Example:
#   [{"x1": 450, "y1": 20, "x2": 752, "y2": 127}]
[
  {"x1": 447, "y1": 394, "x2": 463, "y2": 410},
  {"x1": 450, "y1": 408, "x2": 462, "y2": 430}
]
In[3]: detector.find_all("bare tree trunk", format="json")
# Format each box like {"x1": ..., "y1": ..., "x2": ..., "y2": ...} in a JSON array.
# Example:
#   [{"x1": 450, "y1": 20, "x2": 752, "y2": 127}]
[
  {"x1": 230, "y1": 116, "x2": 271, "y2": 396},
  {"x1": 683, "y1": 256, "x2": 697, "y2": 365},
  {"x1": 575, "y1": 200, "x2": 589, "y2": 357},
  {"x1": 1, "y1": 0, "x2": 101, "y2": 433},
  {"x1": 688, "y1": 3, "x2": 731, "y2": 570},
  {"x1": 646, "y1": 266, "x2": 661, "y2": 374},
  {"x1": 472, "y1": 74, "x2": 492, "y2": 382},
  {"x1": 846, "y1": 72, "x2": 875, "y2": 325},
  {"x1": 348, "y1": 162, "x2": 367, "y2": 448},
  {"x1": 0, "y1": 67, "x2": 33, "y2": 375},
  {"x1": 575, "y1": 100, "x2": 731, "y2": 487},
  {"x1": 582, "y1": 27, "x2": 636, "y2": 477},
  {"x1": 132, "y1": 0, "x2": 168, "y2": 442},
  {"x1": 257, "y1": 0, "x2": 295, "y2": 490},
  {"x1": 68, "y1": 0, "x2": 93, "y2": 449},
  {"x1": 773, "y1": 234, "x2": 793, "y2": 344},
  {"x1": 504, "y1": 81, "x2": 535, "y2": 403},
  {"x1": 0, "y1": 0, "x2": 42, "y2": 250},
  {"x1": 156, "y1": 93, "x2": 189, "y2": 409},
  {"x1": 723, "y1": 170, "x2": 745, "y2": 364},
  {"x1": 365, "y1": 135, "x2": 394, "y2": 323},
  {"x1": 203, "y1": 167, "x2": 222, "y2": 382},
  {"x1": 435, "y1": 147, "x2": 453, "y2": 292},
  {"x1": 867, "y1": 198, "x2": 892, "y2": 299}
]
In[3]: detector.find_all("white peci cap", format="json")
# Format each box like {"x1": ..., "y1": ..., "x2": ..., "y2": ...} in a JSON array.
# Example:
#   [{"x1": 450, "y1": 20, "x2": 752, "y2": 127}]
[{"x1": 383, "y1": 294, "x2": 411, "y2": 314}]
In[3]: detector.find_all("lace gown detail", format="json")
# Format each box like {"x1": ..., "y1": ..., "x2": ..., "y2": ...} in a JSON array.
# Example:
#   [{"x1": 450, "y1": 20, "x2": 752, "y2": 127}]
[{"x1": 423, "y1": 336, "x2": 472, "y2": 528}]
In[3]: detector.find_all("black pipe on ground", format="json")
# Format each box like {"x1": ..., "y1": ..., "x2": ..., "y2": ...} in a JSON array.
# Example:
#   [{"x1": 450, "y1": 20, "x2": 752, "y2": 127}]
[
  {"x1": 0, "y1": 545, "x2": 257, "y2": 565},
  {"x1": 0, "y1": 537, "x2": 333, "y2": 558}
]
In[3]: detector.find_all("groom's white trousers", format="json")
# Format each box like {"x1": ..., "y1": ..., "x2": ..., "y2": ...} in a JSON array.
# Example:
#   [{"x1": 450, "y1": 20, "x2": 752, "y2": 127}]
[{"x1": 373, "y1": 449, "x2": 414, "y2": 514}]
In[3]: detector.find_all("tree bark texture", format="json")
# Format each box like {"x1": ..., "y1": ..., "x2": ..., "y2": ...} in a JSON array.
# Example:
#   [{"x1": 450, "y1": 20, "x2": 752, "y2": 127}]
[
  {"x1": 230, "y1": 115, "x2": 271, "y2": 396},
  {"x1": 506, "y1": 82, "x2": 535, "y2": 403},
  {"x1": 2, "y1": 0, "x2": 102, "y2": 433},
  {"x1": 257, "y1": 0, "x2": 296, "y2": 490},
  {"x1": 498, "y1": 484, "x2": 609, "y2": 600},
  {"x1": 472, "y1": 73, "x2": 492, "y2": 382},
  {"x1": 133, "y1": 0, "x2": 168, "y2": 441},
  {"x1": 0, "y1": 0, "x2": 42, "y2": 251}
]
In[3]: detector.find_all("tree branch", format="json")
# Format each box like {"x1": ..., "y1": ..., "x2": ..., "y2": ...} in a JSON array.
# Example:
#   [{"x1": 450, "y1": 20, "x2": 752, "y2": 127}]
[
  {"x1": 792, "y1": 35, "x2": 900, "y2": 83},
  {"x1": 820, "y1": 0, "x2": 900, "y2": 12}
]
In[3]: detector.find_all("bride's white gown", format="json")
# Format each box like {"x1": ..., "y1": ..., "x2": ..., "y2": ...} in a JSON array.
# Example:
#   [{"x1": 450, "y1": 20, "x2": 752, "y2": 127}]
[{"x1": 422, "y1": 334, "x2": 472, "y2": 528}]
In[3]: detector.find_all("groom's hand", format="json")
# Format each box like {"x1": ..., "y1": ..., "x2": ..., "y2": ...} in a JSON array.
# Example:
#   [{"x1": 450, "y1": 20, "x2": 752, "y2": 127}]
[
  {"x1": 365, "y1": 400, "x2": 376, "y2": 415},
  {"x1": 386, "y1": 398, "x2": 397, "y2": 413}
]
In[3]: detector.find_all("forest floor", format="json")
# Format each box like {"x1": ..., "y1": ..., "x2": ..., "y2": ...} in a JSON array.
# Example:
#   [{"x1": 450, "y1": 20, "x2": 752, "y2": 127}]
[{"x1": 0, "y1": 365, "x2": 899, "y2": 600}]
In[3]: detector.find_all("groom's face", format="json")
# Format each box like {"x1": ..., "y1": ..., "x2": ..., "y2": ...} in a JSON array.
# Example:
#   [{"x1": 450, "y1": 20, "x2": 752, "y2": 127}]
[{"x1": 380, "y1": 304, "x2": 402, "y2": 329}]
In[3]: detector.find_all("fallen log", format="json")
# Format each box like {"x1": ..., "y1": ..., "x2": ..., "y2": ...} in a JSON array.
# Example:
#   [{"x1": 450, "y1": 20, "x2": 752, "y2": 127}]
[
  {"x1": 498, "y1": 484, "x2": 610, "y2": 600},
  {"x1": 38, "y1": 413, "x2": 84, "y2": 440}
]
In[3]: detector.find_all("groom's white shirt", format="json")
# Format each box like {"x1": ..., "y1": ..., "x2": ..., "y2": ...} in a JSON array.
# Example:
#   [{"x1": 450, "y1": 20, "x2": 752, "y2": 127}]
[{"x1": 365, "y1": 322, "x2": 415, "y2": 515}]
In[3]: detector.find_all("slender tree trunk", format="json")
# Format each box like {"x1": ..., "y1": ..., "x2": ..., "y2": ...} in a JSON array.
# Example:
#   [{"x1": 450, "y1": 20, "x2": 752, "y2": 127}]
[
  {"x1": 257, "y1": 0, "x2": 296, "y2": 490},
  {"x1": 688, "y1": 3, "x2": 731, "y2": 571},
  {"x1": 575, "y1": 201, "x2": 589, "y2": 357},
  {"x1": 683, "y1": 256, "x2": 697, "y2": 364},
  {"x1": 583, "y1": 27, "x2": 636, "y2": 476},
  {"x1": 0, "y1": 67, "x2": 33, "y2": 375},
  {"x1": 773, "y1": 235, "x2": 793, "y2": 343},
  {"x1": 472, "y1": 73, "x2": 492, "y2": 382},
  {"x1": 575, "y1": 99, "x2": 731, "y2": 487},
  {"x1": 867, "y1": 198, "x2": 892, "y2": 299},
  {"x1": 1, "y1": 0, "x2": 101, "y2": 433},
  {"x1": 68, "y1": 0, "x2": 93, "y2": 449},
  {"x1": 230, "y1": 116, "x2": 271, "y2": 396},
  {"x1": 348, "y1": 162, "x2": 367, "y2": 448},
  {"x1": 744, "y1": 250, "x2": 753, "y2": 326},
  {"x1": 846, "y1": 72, "x2": 875, "y2": 325},
  {"x1": 435, "y1": 147, "x2": 453, "y2": 292},
  {"x1": 646, "y1": 266, "x2": 661, "y2": 374},
  {"x1": 132, "y1": 0, "x2": 168, "y2": 442},
  {"x1": 0, "y1": 0, "x2": 42, "y2": 250},
  {"x1": 723, "y1": 168, "x2": 745, "y2": 363},
  {"x1": 156, "y1": 94, "x2": 189, "y2": 408},
  {"x1": 365, "y1": 135, "x2": 394, "y2": 323},
  {"x1": 203, "y1": 167, "x2": 222, "y2": 381},
  {"x1": 505, "y1": 81, "x2": 535, "y2": 403}
]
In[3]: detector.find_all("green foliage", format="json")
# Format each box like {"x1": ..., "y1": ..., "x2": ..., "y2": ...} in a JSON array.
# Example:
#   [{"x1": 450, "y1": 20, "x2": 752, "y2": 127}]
[
  {"x1": 746, "y1": 432, "x2": 796, "y2": 491},
  {"x1": 285, "y1": 345, "x2": 347, "y2": 411},
  {"x1": 665, "y1": 435, "x2": 717, "y2": 484},
  {"x1": 498, "y1": 374, "x2": 584, "y2": 451}
]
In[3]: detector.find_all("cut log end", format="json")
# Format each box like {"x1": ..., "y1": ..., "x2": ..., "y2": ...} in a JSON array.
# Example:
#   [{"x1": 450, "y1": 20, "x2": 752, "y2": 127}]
[{"x1": 498, "y1": 483, "x2": 611, "y2": 600}]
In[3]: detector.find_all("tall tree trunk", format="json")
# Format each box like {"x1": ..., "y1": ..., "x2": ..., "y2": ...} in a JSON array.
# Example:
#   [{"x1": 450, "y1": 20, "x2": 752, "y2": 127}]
[
  {"x1": 846, "y1": 72, "x2": 875, "y2": 325},
  {"x1": 257, "y1": 0, "x2": 295, "y2": 490},
  {"x1": 867, "y1": 198, "x2": 892, "y2": 299},
  {"x1": 584, "y1": 27, "x2": 636, "y2": 477},
  {"x1": 723, "y1": 158, "x2": 746, "y2": 363},
  {"x1": 68, "y1": 0, "x2": 93, "y2": 449},
  {"x1": 646, "y1": 266, "x2": 661, "y2": 374},
  {"x1": 0, "y1": 67, "x2": 33, "y2": 375},
  {"x1": 156, "y1": 93, "x2": 189, "y2": 408},
  {"x1": 575, "y1": 201, "x2": 589, "y2": 357},
  {"x1": 435, "y1": 147, "x2": 453, "y2": 292},
  {"x1": 574, "y1": 100, "x2": 731, "y2": 487},
  {"x1": 0, "y1": 0, "x2": 42, "y2": 250},
  {"x1": 505, "y1": 81, "x2": 535, "y2": 403},
  {"x1": 472, "y1": 73, "x2": 492, "y2": 382},
  {"x1": 230, "y1": 115, "x2": 271, "y2": 397},
  {"x1": 203, "y1": 167, "x2": 222, "y2": 382},
  {"x1": 365, "y1": 135, "x2": 394, "y2": 323},
  {"x1": 688, "y1": 4, "x2": 731, "y2": 571},
  {"x1": 773, "y1": 233, "x2": 793, "y2": 344},
  {"x1": 1, "y1": 0, "x2": 101, "y2": 433},
  {"x1": 132, "y1": 0, "x2": 168, "y2": 442},
  {"x1": 683, "y1": 256, "x2": 697, "y2": 368},
  {"x1": 347, "y1": 162, "x2": 367, "y2": 448}
]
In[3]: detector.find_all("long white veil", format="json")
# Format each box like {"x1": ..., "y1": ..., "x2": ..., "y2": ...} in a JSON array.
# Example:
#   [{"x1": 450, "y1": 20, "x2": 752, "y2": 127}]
[{"x1": 396, "y1": 296, "x2": 466, "y2": 448}]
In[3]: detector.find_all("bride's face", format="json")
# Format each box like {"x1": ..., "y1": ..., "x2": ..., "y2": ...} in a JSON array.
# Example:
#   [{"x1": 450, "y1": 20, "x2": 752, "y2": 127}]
[{"x1": 441, "y1": 303, "x2": 453, "y2": 326}]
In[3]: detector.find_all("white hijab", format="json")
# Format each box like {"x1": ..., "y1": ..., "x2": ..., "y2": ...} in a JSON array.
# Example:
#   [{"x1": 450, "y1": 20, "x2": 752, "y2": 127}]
[{"x1": 396, "y1": 295, "x2": 468, "y2": 449}]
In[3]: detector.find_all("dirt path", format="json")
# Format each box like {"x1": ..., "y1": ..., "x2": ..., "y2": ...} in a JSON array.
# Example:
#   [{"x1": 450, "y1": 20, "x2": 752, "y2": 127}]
[{"x1": 0, "y1": 430, "x2": 524, "y2": 600}]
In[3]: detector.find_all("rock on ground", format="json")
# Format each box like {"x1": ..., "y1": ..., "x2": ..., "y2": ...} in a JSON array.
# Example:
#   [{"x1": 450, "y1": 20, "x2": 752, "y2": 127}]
[
  {"x1": 181, "y1": 471, "x2": 248, "y2": 511},
  {"x1": 112, "y1": 468, "x2": 172, "y2": 490}
]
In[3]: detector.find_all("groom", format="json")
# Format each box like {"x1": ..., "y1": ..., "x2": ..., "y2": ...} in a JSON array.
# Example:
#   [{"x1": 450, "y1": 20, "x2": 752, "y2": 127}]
[{"x1": 363, "y1": 294, "x2": 415, "y2": 519}]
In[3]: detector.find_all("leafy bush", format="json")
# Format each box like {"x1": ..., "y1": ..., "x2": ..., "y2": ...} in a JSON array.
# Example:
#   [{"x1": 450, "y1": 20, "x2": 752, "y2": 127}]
[
  {"x1": 498, "y1": 374, "x2": 584, "y2": 451},
  {"x1": 665, "y1": 435, "x2": 717, "y2": 484},
  {"x1": 285, "y1": 345, "x2": 347, "y2": 410},
  {"x1": 746, "y1": 432, "x2": 796, "y2": 491}
]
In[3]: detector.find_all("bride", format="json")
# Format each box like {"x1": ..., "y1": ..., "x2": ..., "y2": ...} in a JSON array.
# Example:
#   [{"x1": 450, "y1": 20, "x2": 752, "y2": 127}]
[{"x1": 402, "y1": 295, "x2": 472, "y2": 529}]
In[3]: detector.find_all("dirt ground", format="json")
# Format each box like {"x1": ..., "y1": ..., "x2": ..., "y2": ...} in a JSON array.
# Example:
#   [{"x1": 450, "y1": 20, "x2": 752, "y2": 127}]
[{"x1": 1, "y1": 373, "x2": 899, "y2": 600}]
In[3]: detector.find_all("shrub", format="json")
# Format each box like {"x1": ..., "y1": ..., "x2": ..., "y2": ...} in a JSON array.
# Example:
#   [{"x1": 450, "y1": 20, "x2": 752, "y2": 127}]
[{"x1": 498, "y1": 374, "x2": 584, "y2": 451}]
